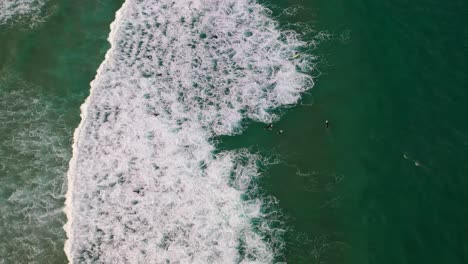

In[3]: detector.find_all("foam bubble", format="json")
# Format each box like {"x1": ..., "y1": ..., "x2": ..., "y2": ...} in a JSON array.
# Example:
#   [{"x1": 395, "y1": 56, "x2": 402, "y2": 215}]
[{"x1": 65, "y1": 0, "x2": 315, "y2": 262}]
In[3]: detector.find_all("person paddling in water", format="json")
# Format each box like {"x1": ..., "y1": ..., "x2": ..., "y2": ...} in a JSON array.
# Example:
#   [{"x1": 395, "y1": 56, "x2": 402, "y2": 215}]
[
  {"x1": 292, "y1": 51, "x2": 300, "y2": 59},
  {"x1": 325, "y1": 120, "x2": 329, "y2": 128},
  {"x1": 265, "y1": 124, "x2": 274, "y2": 130}
]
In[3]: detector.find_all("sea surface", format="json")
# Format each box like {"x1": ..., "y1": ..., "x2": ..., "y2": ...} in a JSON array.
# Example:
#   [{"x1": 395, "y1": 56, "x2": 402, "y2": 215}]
[{"x1": 0, "y1": 0, "x2": 466, "y2": 263}]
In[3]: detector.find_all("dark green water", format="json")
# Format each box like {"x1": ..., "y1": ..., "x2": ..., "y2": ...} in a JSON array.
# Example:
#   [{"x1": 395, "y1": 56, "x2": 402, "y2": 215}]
[
  {"x1": 1, "y1": 0, "x2": 467, "y2": 263},
  {"x1": 0, "y1": 1, "x2": 123, "y2": 262},
  {"x1": 224, "y1": 0, "x2": 468, "y2": 263}
]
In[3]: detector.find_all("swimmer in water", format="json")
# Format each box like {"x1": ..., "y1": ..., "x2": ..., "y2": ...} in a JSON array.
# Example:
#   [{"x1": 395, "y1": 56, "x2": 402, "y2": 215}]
[
  {"x1": 277, "y1": 129, "x2": 283, "y2": 135},
  {"x1": 265, "y1": 124, "x2": 274, "y2": 130},
  {"x1": 325, "y1": 120, "x2": 329, "y2": 128}
]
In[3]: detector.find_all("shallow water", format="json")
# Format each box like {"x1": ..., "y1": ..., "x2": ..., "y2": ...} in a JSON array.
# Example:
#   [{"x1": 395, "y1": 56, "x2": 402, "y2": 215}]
[
  {"x1": 64, "y1": 1, "x2": 316, "y2": 262},
  {"x1": 0, "y1": 1, "x2": 123, "y2": 262}
]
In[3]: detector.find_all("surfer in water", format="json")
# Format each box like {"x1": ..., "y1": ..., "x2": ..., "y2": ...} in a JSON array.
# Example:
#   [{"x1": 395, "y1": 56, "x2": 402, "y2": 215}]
[
  {"x1": 292, "y1": 51, "x2": 300, "y2": 59},
  {"x1": 325, "y1": 120, "x2": 329, "y2": 128},
  {"x1": 265, "y1": 124, "x2": 273, "y2": 130}
]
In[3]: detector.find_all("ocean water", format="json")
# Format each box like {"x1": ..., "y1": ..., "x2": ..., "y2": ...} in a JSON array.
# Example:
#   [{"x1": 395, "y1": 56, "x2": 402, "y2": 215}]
[
  {"x1": 64, "y1": 1, "x2": 316, "y2": 262},
  {"x1": 0, "y1": 0, "x2": 467, "y2": 263},
  {"x1": 0, "y1": 0, "x2": 124, "y2": 262},
  {"x1": 0, "y1": 0, "x2": 50, "y2": 27}
]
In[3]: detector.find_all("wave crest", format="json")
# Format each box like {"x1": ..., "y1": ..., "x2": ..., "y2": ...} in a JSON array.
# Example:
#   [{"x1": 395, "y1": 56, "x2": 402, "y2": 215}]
[{"x1": 65, "y1": 0, "x2": 315, "y2": 262}]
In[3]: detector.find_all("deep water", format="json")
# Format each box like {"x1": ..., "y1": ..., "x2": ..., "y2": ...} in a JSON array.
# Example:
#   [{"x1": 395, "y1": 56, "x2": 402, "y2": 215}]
[{"x1": 221, "y1": 0, "x2": 467, "y2": 263}]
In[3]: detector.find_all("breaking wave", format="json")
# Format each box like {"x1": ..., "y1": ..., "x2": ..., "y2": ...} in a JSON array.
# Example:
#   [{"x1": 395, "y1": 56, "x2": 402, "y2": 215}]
[{"x1": 65, "y1": 0, "x2": 315, "y2": 262}]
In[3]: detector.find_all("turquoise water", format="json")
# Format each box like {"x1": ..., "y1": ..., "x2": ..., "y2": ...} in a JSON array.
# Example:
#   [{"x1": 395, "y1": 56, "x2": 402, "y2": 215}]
[
  {"x1": 0, "y1": 1, "x2": 123, "y2": 262},
  {"x1": 225, "y1": 0, "x2": 468, "y2": 262},
  {"x1": 0, "y1": 0, "x2": 467, "y2": 263}
]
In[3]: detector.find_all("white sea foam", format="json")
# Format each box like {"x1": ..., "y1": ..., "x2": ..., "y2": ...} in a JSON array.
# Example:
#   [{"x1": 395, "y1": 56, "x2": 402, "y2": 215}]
[
  {"x1": 0, "y1": 0, "x2": 49, "y2": 27},
  {"x1": 0, "y1": 73, "x2": 70, "y2": 263},
  {"x1": 65, "y1": 0, "x2": 315, "y2": 263}
]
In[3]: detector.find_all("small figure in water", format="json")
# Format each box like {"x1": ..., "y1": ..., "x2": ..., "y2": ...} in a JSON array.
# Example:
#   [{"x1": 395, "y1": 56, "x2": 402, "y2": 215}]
[
  {"x1": 277, "y1": 129, "x2": 283, "y2": 135},
  {"x1": 153, "y1": 113, "x2": 159, "y2": 117},
  {"x1": 265, "y1": 124, "x2": 274, "y2": 130},
  {"x1": 292, "y1": 51, "x2": 300, "y2": 59},
  {"x1": 325, "y1": 120, "x2": 329, "y2": 128}
]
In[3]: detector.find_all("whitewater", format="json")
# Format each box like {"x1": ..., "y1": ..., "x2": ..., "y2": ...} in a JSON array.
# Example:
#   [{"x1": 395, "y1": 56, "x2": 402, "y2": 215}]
[
  {"x1": 0, "y1": 0, "x2": 50, "y2": 26},
  {"x1": 64, "y1": 0, "x2": 315, "y2": 263}
]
